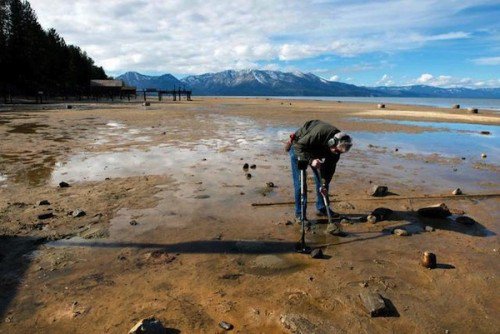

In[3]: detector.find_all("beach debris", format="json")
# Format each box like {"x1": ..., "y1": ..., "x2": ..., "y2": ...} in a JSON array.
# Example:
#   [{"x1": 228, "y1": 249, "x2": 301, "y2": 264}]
[
  {"x1": 72, "y1": 209, "x2": 86, "y2": 218},
  {"x1": 38, "y1": 200, "x2": 50, "y2": 206},
  {"x1": 467, "y1": 107, "x2": 478, "y2": 114},
  {"x1": 310, "y1": 248, "x2": 324, "y2": 259},
  {"x1": 455, "y1": 216, "x2": 476, "y2": 225},
  {"x1": 219, "y1": 321, "x2": 234, "y2": 330},
  {"x1": 417, "y1": 203, "x2": 451, "y2": 218},
  {"x1": 129, "y1": 220, "x2": 139, "y2": 226},
  {"x1": 461, "y1": 157, "x2": 466, "y2": 160},
  {"x1": 371, "y1": 207, "x2": 393, "y2": 222},
  {"x1": 142, "y1": 102, "x2": 151, "y2": 107},
  {"x1": 480, "y1": 131, "x2": 491, "y2": 135},
  {"x1": 250, "y1": 164, "x2": 257, "y2": 169},
  {"x1": 368, "y1": 185, "x2": 388, "y2": 197},
  {"x1": 367, "y1": 215, "x2": 377, "y2": 224},
  {"x1": 246, "y1": 173, "x2": 252, "y2": 180},
  {"x1": 452, "y1": 188, "x2": 462, "y2": 195},
  {"x1": 59, "y1": 181, "x2": 70, "y2": 188},
  {"x1": 395, "y1": 147, "x2": 399, "y2": 152},
  {"x1": 481, "y1": 153, "x2": 487, "y2": 159},
  {"x1": 37, "y1": 212, "x2": 54, "y2": 220},
  {"x1": 377, "y1": 103, "x2": 385, "y2": 109},
  {"x1": 242, "y1": 163, "x2": 249, "y2": 170},
  {"x1": 425, "y1": 226, "x2": 435, "y2": 232},
  {"x1": 359, "y1": 291, "x2": 391, "y2": 317},
  {"x1": 392, "y1": 228, "x2": 409, "y2": 236},
  {"x1": 128, "y1": 317, "x2": 165, "y2": 334},
  {"x1": 451, "y1": 104, "x2": 460, "y2": 109},
  {"x1": 421, "y1": 251, "x2": 437, "y2": 269},
  {"x1": 266, "y1": 181, "x2": 275, "y2": 188}
]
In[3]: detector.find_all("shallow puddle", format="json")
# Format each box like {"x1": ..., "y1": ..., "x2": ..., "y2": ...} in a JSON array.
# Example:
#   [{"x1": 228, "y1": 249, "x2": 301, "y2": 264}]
[{"x1": 7, "y1": 122, "x2": 48, "y2": 134}]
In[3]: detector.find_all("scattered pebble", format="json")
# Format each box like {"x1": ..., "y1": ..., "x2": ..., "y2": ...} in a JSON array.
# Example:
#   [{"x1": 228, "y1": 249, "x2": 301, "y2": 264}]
[
  {"x1": 72, "y1": 209, "x2": 86, "y2": 218},
  {"x1": 421, "y1": 251, "x2": 437, "y2": 269},
  {"x1": 367, "y1": 215, "x2": 377, "y2": 224},
  {"x1": 128, "y1": 317, "x2": 165, "y2": 334},
  {"x1": 38, "y1": 213, "x2": 54, "y2": 220},
  {"x1": 246, "y1": 173, "x2": 252, "y2": 180},
  {"x1": 368, "y1": 185, "x2": 388, "y2": 197},
  {"x1": 219, "y1": 321, "x2": 233, "y2": 330},
  {"x1": 250, "y1": 164, "x2": 257, "y2": 169},
  {"x1": 393, "y1": 228, "x2": 409, "y2": 236},
  {"x1": 425, "y1": 226, "x2": 435, "y2": 232},
  {"x1": 452, "y1": 188, "x2": 462, "y2": 195},
  {"x1": 481, "y1": 153, "x2": 487, "y2": 159},
  {"x1": 38, "y1": 200, "x2": 50, "y2": 206},
  {"x1": 266, "y1": 182, "x2": 275, "y2": 188},
  {"x1": 243, "y1": 163, "x2": 249, "y2": 170},
  {"x1": 129, "y1": 220, "x2": 139, "y2": 226},
  {"x1": 310, "y1": 248, "x2": 323, "y2": 259},
  {"x1": 480, "y1": 131, "x2": 490, "y2": 135},
  {"x1": 59, "y1": 181, "x2": 70, "y2": 188}
]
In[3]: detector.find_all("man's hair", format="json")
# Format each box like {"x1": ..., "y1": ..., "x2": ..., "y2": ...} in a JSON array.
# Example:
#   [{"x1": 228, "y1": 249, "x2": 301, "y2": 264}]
[{"x1": 328, "y1": 132, "x2": 353, "y2": 152}]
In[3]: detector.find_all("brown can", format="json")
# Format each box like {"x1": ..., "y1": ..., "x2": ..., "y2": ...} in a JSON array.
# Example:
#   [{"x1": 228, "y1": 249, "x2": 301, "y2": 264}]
[{"x1": 421, "y1": 251, "x2": 437, "y2": 269}]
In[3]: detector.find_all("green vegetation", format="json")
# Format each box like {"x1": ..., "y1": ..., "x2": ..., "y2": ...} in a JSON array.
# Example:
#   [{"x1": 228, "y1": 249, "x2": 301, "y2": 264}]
[{"x1": 0, "y1": 0, "x2": 107, "y2": 98}]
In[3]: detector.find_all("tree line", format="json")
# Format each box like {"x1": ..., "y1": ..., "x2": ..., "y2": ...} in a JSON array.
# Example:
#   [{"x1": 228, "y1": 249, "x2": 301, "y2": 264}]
[{"x1": 0, "y1": 0, "x2": 108, "y2": 99}]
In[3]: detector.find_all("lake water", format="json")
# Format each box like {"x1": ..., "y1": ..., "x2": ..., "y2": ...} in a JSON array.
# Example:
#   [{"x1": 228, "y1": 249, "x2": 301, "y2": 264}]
[{"x1": 221, "y1": 96, "x2": 500, "y2": 111}]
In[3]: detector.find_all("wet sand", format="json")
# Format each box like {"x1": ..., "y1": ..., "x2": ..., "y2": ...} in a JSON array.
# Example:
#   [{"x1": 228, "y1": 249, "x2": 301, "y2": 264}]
[{"x1": 0, "y1": 98, "x2": 499, "y2": 333}]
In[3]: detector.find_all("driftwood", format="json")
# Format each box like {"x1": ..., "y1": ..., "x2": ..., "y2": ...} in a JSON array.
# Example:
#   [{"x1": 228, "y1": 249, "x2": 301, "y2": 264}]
[{"x1": 251, "y1": 193, "x2": 500, "y2": 207}]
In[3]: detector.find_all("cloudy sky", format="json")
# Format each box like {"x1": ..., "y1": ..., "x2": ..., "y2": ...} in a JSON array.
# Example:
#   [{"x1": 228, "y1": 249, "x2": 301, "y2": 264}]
[{"x1": 30, "y1": 0, "x2": 500, "y2": 87}]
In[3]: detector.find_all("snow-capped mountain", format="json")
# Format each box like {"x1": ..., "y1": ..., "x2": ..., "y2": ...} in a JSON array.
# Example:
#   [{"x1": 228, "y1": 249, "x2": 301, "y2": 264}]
[
  {"x1": 116, "y1": 71, "x2": 182, "y2": 90},
  {"x1": 116, "y1": 70, "x2": 500, "y2": 98},
  {"x1": 180, "y1": 69, "x2": 378, "y2": 96}
]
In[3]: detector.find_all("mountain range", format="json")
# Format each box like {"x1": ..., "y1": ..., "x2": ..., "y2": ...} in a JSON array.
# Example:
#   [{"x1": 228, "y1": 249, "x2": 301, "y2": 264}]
[{"x1": 116, "y1": 70, "x2": 500, "y2": 98}]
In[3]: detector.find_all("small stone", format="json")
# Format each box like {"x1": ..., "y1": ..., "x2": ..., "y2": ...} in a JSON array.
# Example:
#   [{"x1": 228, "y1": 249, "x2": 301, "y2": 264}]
[
  {"x1": 461, "y1": 157, "x2": 466, "y2": 160},
  {"x1": 129, "y1": 220, "x2": 139, "y2": 226},
  {"x1": 59, "y1": 181, "x2": 70, "y2": 188},
  {"x1": 340, "y1": 218, "x2": 350, "y2": 225},
  {"x1": 202, "y1": 158, "x2": 207, "y2": 161},
  {"x1": 266, "y1": 182, "x2": 275, "y2": 188},
  {"x1": 66, "y1": 105, "x2": 73, "y2": 109},
  {"x1": 371, "y1": 207, "x2": 393, "y2": 221},
  {"x1": 481, "y1": 153, "x2": 487, "y2": 159},
  {"x1": 38, "y1": 213, "x2": 54, "y2": 220},
  {"x1": 421, "y1": 251, "x2": 437, "y2": 269},
  {"x1": 246, "y1": 173, "x2": 252, "y2": 180},
  {"x1": 452, "y1": 188, "x2": 462, "y2": 195},
  {"x1": 219, "y1": 321, "x2": 233, "y2": 330},
  {"x1": 128, "y1": 317, "x2": 165, "y2": 334},
  {"x1": 38, "y1": 200, "x2": 50, "y2": 206},
  {"x1": 243, "y1": 163, "x2": 249, "y2": 170},
  {"x1": 368, "y1": 185, "x2": 388, "y2": 197},
  {"x1": 417, "y1": 203, "x2": 451, "y2": 218},
  {"x1": 451, "y1": 104, "x2": 460, "y2": 109},
  {"x1": 310, "y1": 248, "x2": 323, "y2": 259},
  {"x1": 367, "y1": 215, "x2": 377, "y2": 224},
  {"x1": 250, "y1": 164, "x2": 257, "y2": 169},
  {"x1": 359, "y1": 291, "x2": 390, "y2": 317},
  {"x1": 393, "y1": 228, "x2": 409, "y2": 236},
  {"x1": 72, "y1": 209, "x2": 86, "y2": 218},
  {"x1": 394, "y1": 148, "x2": 399, "y2": 152},
  {"x1": 377, "y1": 103, "x2": 385, "y2": 109},
  {"x1": 468, "y1": 107, "x2": 478, "y2": 114},
  {"x1": 359, "y1": 282, "x2": 368, "y2": 288},
  {"x1": 142, "y1": 102, "x2": 151, "y2": 107},
  {"x1": 285, "y1": 220, "x2": 293, "y2": 226},
  {"x1": 425, "y1": 226, "x2": 435, "y2": 232},
  {"x1": 455, "y1": 216, "x2": 476, "y2": 225},
  {"x1": 480, "y1": 131, "x2": 490, "y2": 135}
]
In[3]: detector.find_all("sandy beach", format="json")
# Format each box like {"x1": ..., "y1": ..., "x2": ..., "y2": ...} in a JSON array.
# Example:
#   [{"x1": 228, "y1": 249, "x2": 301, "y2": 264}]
[{"x1": 0, "y1": 98, "x2": 499, "y2": 333}]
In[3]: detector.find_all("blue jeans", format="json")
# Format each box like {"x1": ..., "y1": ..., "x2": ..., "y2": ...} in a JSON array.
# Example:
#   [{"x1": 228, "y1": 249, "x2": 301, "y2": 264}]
[{"x1": 289, "y1": 147, "x2": 333, "y2": 218}]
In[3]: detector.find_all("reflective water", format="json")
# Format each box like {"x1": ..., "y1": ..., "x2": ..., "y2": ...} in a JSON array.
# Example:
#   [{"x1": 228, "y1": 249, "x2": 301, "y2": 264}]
[{"x1": 349, "y1": 118, "x2": 500, "y2": 164}]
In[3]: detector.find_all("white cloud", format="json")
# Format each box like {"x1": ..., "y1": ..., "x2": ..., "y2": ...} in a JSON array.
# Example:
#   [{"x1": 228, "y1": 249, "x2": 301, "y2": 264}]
[
  {"x1": 473, "y1": 56, "x2": 500, "y2": 65},
  {"x1": 376, "y1": 74, "x2": 394, "y2": 86},
  {"x1": 329, "y1": 75, "x2": 340, "y2": 81},
  {"x1": 28, "y1": 0, "x2": 493, "y2": 75},
  {"x1": 413, "y1": 73, "x2": 500, "y2": 88}
]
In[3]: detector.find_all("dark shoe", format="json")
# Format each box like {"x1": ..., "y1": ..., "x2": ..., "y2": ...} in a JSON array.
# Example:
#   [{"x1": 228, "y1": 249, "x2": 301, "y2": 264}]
[{"x1": 316, "y1": 208, "x2": 340, "y2": 219}]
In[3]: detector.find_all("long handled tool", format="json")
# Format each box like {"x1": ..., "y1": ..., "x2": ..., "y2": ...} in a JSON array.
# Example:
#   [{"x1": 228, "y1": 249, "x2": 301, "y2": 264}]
[
  {"x1": 313, "y1": 168, "x2": 347, "y2": 237},
  {"x1": 295, "y1": 163, "x2": 311, "y2": 254}
]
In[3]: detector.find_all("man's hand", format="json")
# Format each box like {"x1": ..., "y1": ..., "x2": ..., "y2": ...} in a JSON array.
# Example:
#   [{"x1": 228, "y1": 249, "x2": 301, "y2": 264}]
[
  {"x1": 319, "y1": 186, "x2": 328, "y2": 196},
  {"x1": 311, "y1": 159, "x2": 322, "y2": 169}
]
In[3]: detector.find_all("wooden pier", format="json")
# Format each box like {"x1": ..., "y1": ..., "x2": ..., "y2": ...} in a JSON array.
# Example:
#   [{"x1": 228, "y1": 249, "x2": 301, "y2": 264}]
[{"x1": 139, "y1": 87, "x2": 192, "y2": 101}]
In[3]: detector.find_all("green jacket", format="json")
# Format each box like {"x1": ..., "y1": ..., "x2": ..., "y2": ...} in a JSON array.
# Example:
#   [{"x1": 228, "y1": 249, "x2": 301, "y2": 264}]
[{"x1": 292, "y1": 120, "x2": 340, "y2": 162}]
